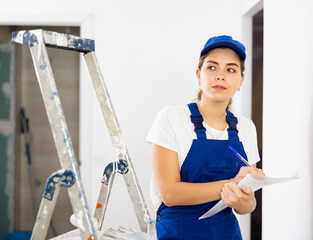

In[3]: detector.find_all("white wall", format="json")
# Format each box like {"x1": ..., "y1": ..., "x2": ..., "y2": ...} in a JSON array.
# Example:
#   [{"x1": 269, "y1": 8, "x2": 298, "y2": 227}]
[
  {"x1": 82, "y1": 1, "x2": 264, "y2": 237},
  {"x1": 88, "y1": 0, "x2": 251, "y2": 232},
  {"x1": 263, "y1": 0, "x2": 313, "y2": 239}
]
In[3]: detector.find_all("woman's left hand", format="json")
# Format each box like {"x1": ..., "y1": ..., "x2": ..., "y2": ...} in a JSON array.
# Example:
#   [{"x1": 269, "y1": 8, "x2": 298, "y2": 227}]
[{"x1": 221, "y1": 182, "x2": 256, "y2": 214}]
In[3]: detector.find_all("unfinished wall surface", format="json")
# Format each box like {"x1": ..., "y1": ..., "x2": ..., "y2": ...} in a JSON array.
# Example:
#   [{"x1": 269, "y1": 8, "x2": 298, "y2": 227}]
[{"x1": 0, "y1": 36, "x2": 15, "y2": 237}]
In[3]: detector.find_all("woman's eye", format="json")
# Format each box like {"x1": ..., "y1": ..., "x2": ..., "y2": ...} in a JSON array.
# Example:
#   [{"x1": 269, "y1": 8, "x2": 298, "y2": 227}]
[
  {"x1": 208, "y1": 66, "x2": 216, "y2": 70},
  {"x1": 227, "y1": 68, "x2": 236, "y2": 73}
]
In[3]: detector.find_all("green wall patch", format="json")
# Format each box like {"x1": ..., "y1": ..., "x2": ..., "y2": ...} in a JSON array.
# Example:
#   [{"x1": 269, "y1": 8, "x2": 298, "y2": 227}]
[
  {"x1": 0, "y1": 50, "x2": 11, "y2": 120},
  {"x1": 0, "y1": 134, "x2": 10, "y2": 238}
]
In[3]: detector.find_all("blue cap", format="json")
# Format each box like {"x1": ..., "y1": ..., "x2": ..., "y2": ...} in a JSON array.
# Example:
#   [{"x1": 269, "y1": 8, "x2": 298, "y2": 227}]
[{"x1": 200, "y1": 35, "x2": 246, "y2": 61}]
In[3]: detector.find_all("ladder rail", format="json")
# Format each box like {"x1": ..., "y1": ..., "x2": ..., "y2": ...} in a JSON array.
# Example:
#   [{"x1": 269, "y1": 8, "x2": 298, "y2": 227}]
[
  {"x1": 84, "y1": 52, "x2": 153, "y2": 232},
  {"x1": 32, "y1": 192, "x2": 60, "y2": 239},
  {"x1": 94, "y1": 169, "x2": 116, "y2": 230},
  {"x1": 12, "y1": 29, "x2": 98, "y2": 240},
  {"x1": 31, "y1": 169, "x2": 76, "y2": 239}
]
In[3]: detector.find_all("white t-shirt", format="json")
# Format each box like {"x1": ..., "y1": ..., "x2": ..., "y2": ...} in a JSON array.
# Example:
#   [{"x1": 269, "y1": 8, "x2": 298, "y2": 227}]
[{"x1": 146, "y1": 105, "x2": 260, "y2": 206}]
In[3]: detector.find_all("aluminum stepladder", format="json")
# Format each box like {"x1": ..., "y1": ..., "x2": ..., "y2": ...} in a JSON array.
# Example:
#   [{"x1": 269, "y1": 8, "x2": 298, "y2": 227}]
[{"x1": 12, "y1": 29, "x2": 156, "y2": 240}]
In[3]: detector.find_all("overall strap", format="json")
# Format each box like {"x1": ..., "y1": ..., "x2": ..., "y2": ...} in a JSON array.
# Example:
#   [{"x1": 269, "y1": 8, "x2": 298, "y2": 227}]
[
  {"x1": 187, "y1": 103, "x2": 206, "y2": 139},
  {"x1": 226, "y1": 110, "x2": 239, "y2": 141}
]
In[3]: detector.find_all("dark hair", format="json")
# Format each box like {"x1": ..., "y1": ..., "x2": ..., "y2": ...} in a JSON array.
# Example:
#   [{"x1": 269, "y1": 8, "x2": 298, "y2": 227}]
[{"x1": 196, "y1": 47, "x2": 245, "y2": 110}]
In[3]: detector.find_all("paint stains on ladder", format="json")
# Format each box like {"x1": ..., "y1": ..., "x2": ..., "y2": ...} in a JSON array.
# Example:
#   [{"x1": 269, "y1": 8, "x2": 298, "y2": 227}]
[{"x1": 96, "y1": 203, "x2": 102, "y2": 209}]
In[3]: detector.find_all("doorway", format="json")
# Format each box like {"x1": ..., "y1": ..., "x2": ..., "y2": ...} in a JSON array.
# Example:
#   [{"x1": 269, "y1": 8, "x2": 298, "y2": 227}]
[
  {"x1": 251, "y1": 9, "x2": 263, "y2": 240},
  {"x1": 0, "y1": 25, "x2": 80, "y2": 238}
]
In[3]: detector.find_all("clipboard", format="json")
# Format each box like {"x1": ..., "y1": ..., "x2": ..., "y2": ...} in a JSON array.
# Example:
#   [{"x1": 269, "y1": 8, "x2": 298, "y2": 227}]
[{"x1": 199, "y1": 171, "x2": 300, "y2": 220}]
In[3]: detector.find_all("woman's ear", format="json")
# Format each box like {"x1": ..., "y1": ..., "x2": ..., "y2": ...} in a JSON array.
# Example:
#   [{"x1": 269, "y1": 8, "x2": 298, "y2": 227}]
[
  {"x1": 239, "y1": 74, "x2": 244, "y2": 88},
  {"x1": 196, "y1": 68, "x2": 200, "y2": 85}
]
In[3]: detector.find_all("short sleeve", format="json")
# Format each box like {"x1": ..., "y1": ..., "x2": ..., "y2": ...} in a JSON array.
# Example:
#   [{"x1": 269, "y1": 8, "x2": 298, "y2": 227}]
[
  {"x1": 247, "y1": 121, "x2": 261, "y2": 165},
  {"x1": 146, "y1": 106, "x2": 178, "y2": 152}
]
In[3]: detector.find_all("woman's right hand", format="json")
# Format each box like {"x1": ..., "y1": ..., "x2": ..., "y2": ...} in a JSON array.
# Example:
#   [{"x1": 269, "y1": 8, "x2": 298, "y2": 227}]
[{"x1": 232, "y1": 166, "x2": 264, "y2": 184}]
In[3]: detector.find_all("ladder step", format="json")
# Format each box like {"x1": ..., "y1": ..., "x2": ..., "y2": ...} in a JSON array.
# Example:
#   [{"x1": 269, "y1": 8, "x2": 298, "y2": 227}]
[{"x1": 12, "y1": 29, "x2": 95, "y2": 53}]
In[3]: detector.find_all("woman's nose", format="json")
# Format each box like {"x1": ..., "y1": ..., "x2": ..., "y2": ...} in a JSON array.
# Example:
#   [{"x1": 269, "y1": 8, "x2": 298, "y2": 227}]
[{"x1": 216, "y1": 72, "x2": 225, "y2": 80}]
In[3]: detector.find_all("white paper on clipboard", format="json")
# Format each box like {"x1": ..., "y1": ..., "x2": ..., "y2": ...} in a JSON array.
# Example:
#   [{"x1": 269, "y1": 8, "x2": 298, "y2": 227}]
[{"x1": 199, "y1": 171, "x2": 300, "y2": 220}]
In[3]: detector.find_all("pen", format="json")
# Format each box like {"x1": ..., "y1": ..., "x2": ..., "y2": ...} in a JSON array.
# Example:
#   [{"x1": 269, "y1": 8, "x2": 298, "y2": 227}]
[{"x1": 228, "y1": 146, "x2": 252, "y2": 167}]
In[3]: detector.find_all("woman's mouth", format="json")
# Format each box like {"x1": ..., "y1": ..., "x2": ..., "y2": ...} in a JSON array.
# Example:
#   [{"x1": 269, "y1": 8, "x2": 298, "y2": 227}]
[{"x1": 212, "y1": 85, "x2": 226, "y2": 91}]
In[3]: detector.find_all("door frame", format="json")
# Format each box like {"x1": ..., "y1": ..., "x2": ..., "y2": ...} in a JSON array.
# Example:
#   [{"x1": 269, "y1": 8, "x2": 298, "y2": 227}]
[{"x1": 236, "y1": 1, "x2": 264, "y2": 239}]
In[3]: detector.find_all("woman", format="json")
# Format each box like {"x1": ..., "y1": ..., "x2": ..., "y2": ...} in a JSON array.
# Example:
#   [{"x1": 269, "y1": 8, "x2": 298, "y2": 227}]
[{"x1": 146, "y1": 35, "x2": 264, "y2": 239}]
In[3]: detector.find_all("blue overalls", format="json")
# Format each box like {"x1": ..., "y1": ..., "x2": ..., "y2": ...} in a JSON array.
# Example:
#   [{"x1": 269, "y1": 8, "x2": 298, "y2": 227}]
[{"x1": 156, "y1": 103, "x2": 248, "y2": 240}]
